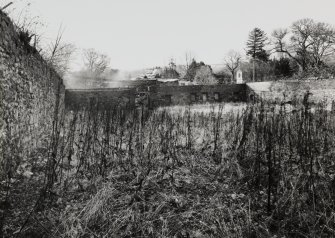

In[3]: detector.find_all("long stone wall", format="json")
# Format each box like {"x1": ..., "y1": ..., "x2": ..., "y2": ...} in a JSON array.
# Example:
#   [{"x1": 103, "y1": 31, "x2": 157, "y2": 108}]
[
  {"x1": 151, "y1": 84, "x2": 247, "y2": 107},
  {"x1": 246, "y1": 80, "x2": 335, "y2": 104},
  {"x1": 65, "y1": 88, "x2": 136, "y2": 110},
  {"x1": 65, "y1": 84, "x2": 247, "y2": 110},
  {"x1": 0, "y1": 10, "x2": 65, "y2": 180}
]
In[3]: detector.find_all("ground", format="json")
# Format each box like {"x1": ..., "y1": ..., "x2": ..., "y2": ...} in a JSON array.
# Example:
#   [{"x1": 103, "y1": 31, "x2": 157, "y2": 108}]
[{"x1": 2, "y1": 99, "x2": 335, "y2": 237}]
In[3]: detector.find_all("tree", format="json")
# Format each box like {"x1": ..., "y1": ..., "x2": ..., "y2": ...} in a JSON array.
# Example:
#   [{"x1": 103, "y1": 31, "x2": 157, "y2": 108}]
[
  {"x1": 43, "y1": 27, "x2": 76, "y2": 77},
  {"x1": 310, "y1": 21, "x2": 335, "y2": 67},
  {"x1": 83, "y1": 48, "x2": 110, "y2": 78},
  {"x1": 224, "y1": 51, "x2": 241, "y2": 83},
  {"x1": 161, "y1": 67, "x2": 180, "y2": 79},
  {"x1": 194, "y1": 65, "x2": 217, "y2": 85},
  {"x1": 168, "y1": 58, "x2": 177, "y2": 71},
  {"x1": 247, "y1": 28, "x2": 269, "y2": 61},
  {"x1": 246, "y1": 28, "x2": 269, "y2": 81},
  {"x1": 213, "y1": 71, "x2": 231, "y2": 84},
  {"x1": 161, "y1": 59, "x2": 180, "y2": 79},
  {"x1": 272, "y1": 57, "x2": 293, "y2": 78},
  {"x1": 184, "y1": 51, "x2": 194, "y2": 76},
  {"x1": 272, "y1": 18, "x2": 335, "y2": 73},
  {"x1": 184, "y1": 59, "x2": 205, "y2": 81}
]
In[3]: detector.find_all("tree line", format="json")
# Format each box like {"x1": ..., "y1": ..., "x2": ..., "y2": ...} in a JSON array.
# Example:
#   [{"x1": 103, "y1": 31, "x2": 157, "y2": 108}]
[
  {"x1": 144, "y1": 18, "x2": 335, "y2": 84},
  {"x1": 225, "y1": 18, "x2": 335, "y2": 82}
]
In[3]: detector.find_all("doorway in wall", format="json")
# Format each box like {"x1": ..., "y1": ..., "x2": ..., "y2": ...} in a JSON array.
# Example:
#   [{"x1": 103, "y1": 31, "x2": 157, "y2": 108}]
[{"x1": 202, "y1": 93, "x2": 208, "y2": 102}]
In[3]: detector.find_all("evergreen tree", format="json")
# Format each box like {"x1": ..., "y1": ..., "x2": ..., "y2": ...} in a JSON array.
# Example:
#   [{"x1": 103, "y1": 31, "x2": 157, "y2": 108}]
[
  {"x1": 246, "y1": 28, "x2": 269, "y2": 81},
  {"x1": 273, "y1": 57, "x2": 293, "y2": 78},
  {"x1": 246, "y1": 28, "x2": 269, "y2": 61}
]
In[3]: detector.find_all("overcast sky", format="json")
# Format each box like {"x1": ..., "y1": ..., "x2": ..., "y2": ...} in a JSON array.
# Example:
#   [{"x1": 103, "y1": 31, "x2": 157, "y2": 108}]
[{"x1": 4, "y1": 0, "x2": 335, "y2": 70}]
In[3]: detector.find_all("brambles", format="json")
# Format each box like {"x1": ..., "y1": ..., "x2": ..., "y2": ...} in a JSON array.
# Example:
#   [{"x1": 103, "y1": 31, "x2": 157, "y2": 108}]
[
  {"x1": 2, "y1": 99, "x2": 335, "y2": 237},
  {"x1": 52, "y1": 98, "x2": 334, "y2": 237}
]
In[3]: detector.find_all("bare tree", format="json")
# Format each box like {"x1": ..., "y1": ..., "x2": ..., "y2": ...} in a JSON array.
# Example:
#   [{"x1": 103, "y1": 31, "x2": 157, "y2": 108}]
[
  {"x1": 310, "y1": 22, "x2": 335, "y2": 66},
  {"x1": 83, "y1": 48, "x2": 110, "y2": 78},
  {"x1": 43, "y1": 26, "x2": 76, "y2": 77},
  {"x1": 224, "y1": 51, "x2": 241, "y2": 82},
  {"x1": 272, "y1": 18, "x2": 335, "y2": 72},
  {"x1": 184, "y1": 51, "x2": 194, "y2": 73}
]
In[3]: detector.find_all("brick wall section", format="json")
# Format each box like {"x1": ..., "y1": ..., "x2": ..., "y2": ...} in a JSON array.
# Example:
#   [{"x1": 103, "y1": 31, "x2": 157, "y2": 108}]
[{"x1": 0, "y1": 9, "x2": 65, "y2": 176}]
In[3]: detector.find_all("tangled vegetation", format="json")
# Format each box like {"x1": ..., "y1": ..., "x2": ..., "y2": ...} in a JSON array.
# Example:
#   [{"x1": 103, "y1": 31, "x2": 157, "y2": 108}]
[{"x1": 1, "y1": 98, "x2": 335, "y2": 237}]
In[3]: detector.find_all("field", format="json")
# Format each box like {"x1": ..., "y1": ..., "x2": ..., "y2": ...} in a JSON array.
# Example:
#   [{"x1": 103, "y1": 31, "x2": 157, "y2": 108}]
[{"x1": 2, "y1": 97, "x2": 335, "y2": 237}]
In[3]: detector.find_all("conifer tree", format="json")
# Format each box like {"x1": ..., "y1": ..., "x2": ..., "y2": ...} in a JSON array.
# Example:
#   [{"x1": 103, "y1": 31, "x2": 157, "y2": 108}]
[{"x1": 246, "y1": 28, "x2": 269, "y2": 81}]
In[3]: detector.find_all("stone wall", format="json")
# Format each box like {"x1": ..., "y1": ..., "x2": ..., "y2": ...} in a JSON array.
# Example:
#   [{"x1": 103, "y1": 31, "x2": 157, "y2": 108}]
[
  {"x1": 65, "y1": 88, "x2": 136, "y2": 110},
  {"x1": 65, "y1": 84, "x2": 247, "y2": 110},
  {"x1": 246, "y1": 80, "x2": 335, "y2": 104},
  {"x1": 150, "y1": 84, "x2": 247, "y2": 107},
  {"x1": 0, "y1": 9, "x2": 65, "y2": 178}
]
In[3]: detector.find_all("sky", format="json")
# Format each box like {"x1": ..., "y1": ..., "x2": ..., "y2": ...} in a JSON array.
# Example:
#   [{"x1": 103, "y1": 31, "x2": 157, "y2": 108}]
[{"x1": 3, "y1": 0, "x2": 335, "y2": 71}]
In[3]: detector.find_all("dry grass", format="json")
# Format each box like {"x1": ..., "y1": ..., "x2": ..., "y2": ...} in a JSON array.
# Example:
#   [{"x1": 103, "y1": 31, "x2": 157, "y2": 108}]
[
  {"x1": 51, "y1": 99, "x2": 335, "y2": 237},
  {"x1": 159, "y1": 102, "x2": 247, "y2": 115},
  {"x1": 3, "y1": 97, "x2": 335, "y2": 237}
]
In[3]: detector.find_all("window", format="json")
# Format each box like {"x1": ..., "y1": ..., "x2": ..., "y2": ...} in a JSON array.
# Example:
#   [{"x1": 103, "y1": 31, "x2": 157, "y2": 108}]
[
  {"x1": 190, "y1": 93, "x2": 196, "y2": 102},
  {"x1": 164, "y1": 95, "x2": 172, "y2": 105},
  {"x1": 202, "y1": 93, "x2": 208, "y2": 102},
  {"x1": 232, "y1": 92, "x2": 240, "y2": 102},
  {"x1": 214, "y1": 92, "x2": 220, "y2": 101}
]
